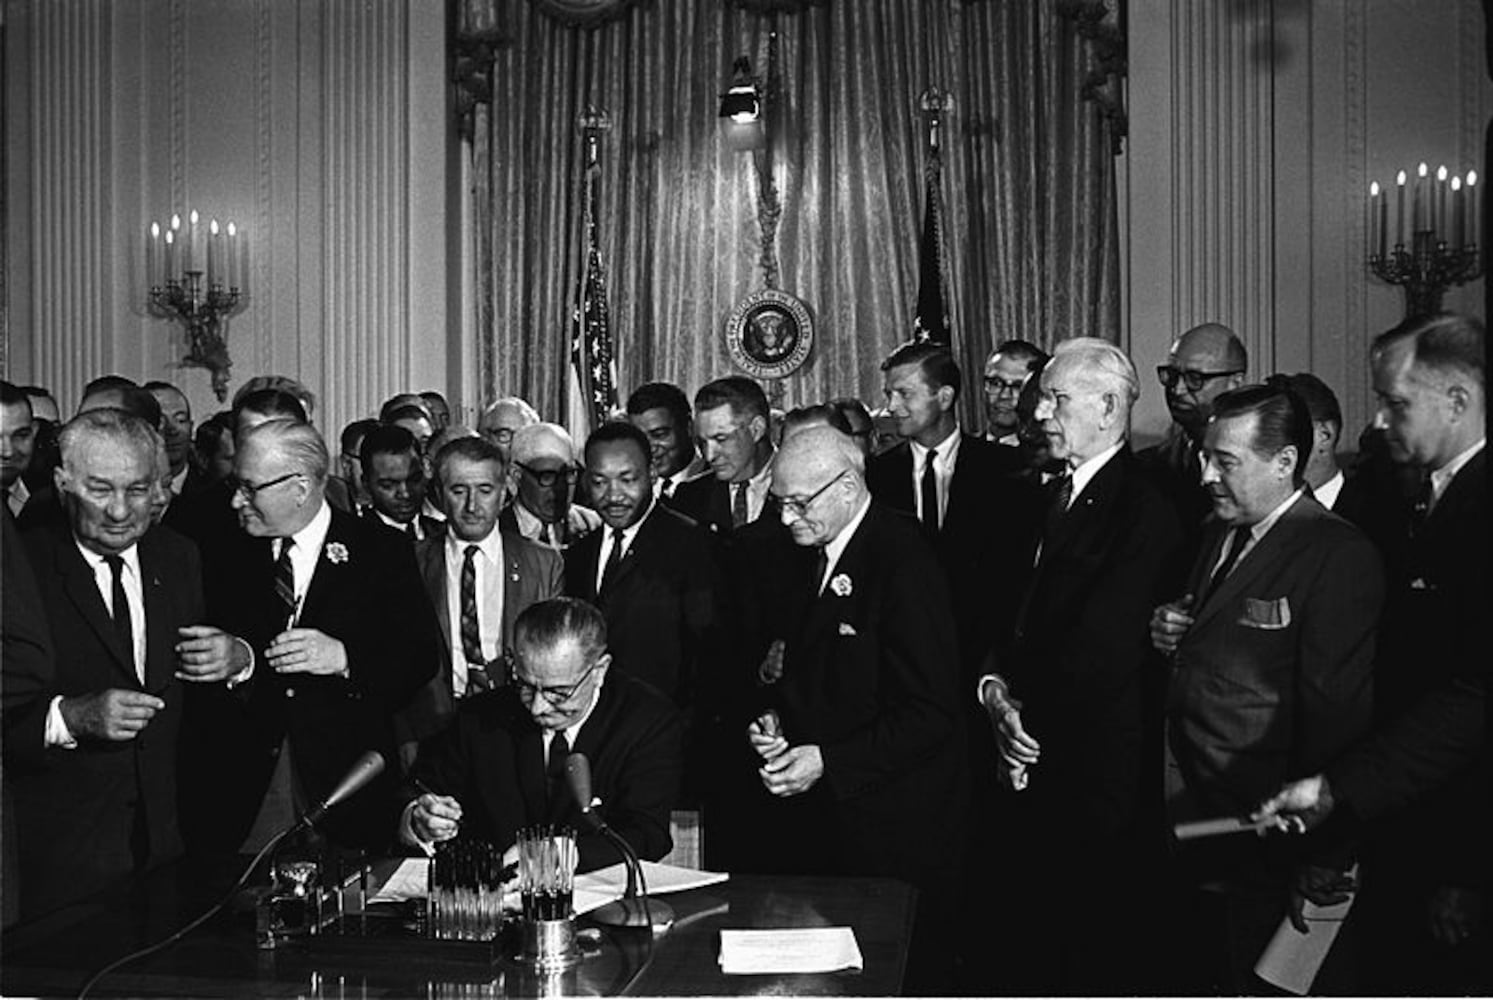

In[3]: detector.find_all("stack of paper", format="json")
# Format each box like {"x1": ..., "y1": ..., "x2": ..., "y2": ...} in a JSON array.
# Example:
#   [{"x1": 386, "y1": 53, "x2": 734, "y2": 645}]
[{"x1": 718, "y1": 927, "x2": 864, "y2": 975}]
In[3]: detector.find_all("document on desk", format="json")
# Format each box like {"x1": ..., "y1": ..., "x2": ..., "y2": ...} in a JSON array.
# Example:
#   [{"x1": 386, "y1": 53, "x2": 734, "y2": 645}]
[
  {"x1": 718, "y1": 927, "x2": 864, "y2": 975},
  {"x1": 367, "y1": 857, "x2": 431, "y2": 903},
  {"x1": 573, "y1": 861, "x2": 729, "y2": 915}
]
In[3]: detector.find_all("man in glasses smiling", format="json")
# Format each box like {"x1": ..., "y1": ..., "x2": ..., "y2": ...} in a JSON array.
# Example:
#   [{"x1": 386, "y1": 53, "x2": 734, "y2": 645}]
[
  {"x1": 1139, "y1": 323, "x2": 1248, "y2": 548},
  {"x1": 404, "y1": 598, "x2": 681, "y2": 872}
]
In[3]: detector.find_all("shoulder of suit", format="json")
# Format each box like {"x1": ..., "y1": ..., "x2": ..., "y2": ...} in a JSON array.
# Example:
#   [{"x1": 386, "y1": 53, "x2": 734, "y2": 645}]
[
  {"x1": 601, "y1": 669, "x2": 681, "y2": 726},
  {"x1": 867, "y1": 441, "x2": 911, "y2": 472}
]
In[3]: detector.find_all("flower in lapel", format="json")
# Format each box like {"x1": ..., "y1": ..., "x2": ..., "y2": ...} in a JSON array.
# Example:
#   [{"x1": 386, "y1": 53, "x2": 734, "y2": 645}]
[
  {"x1": 324, "y1": 541, "x2": 350, "y2": 565},
  {"x1": 830, "y1": 573, "x2": 853, "y2": 597}
]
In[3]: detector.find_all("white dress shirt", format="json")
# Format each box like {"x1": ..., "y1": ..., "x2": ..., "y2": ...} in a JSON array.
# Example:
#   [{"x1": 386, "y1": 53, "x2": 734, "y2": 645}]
[
  {"x1": 375, "y1": 508, "x2": 427, "y2": 540},
  {"x1": 816, "y1": 496, "x2": 873, "y2": 594},
  {"x1": 276, "y1": 501, "x2": 334, "y2": 619},
  {"x1": 1313, "y1": 471, "x2": 1345, "y2": 512},
  {"x1": 443, "y1": 528, "x2": 505, "y2": 697},
  {"x1": 909, "y1": 426, "x2": 963, "y2": 526},
  {"x1": 1428, "y1": 438, "x2": 1485, "y2": 512}
]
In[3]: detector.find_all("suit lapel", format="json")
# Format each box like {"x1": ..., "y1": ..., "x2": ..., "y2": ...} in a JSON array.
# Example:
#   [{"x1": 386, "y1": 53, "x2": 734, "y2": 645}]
[
  {"x1": 500, "y1": 539, "x2": 529, "y2": 650},
  {"x1": 55, "y1": 537, "x2": 136, "y2": 681},
  {"x1": 296, "y1": 512, "x2": 343, "y2": 627},
  {"x1": 418, "y1": 540, "x2": 453, "y2": 660},
  {"x1": 1190, "y1": 495, "x2": 1319, "y2": 630},
  {"x1": 602, "y1": 510, "x2": 657, "y2": 598}
]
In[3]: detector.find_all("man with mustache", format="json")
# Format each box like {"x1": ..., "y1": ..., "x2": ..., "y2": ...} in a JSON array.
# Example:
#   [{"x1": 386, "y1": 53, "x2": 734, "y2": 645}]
[{"x1": 1151, "y1": 381, "x2": 1383, "y2": 993}]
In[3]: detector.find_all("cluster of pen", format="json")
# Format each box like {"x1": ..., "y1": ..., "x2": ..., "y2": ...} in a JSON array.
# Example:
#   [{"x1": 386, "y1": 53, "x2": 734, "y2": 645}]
[{"x1": 428, "y1": 838, "x2": 508, "y2": 941}]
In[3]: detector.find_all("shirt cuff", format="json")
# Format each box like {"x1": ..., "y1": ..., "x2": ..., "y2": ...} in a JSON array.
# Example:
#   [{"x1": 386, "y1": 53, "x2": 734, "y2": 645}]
[
  {"x1": 226, "y1": 637, "x2": 256, "y2": 688},
  {"x1": 45, "y1": 695, "x2": 78, "y2": 749}
]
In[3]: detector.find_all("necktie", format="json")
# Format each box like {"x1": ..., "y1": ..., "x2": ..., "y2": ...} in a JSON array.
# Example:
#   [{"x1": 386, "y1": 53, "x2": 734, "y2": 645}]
[
  {"x1": 103, "y1": 555, "x2": 135, "y2": 671},
  {"x1": 1045, "y1": 473, "x2": 1074, "y2": 539},
  {"x1": 274, "y1": 538, "x2": 297, "y2": 625},
  {"x1": 660, "y1": 478, "x2": 674, "y2": 499},
  {"x1": 1201, "y1": 527, "x2": 1248, "y2": 606},
  {"x1": 539, "y1": 523, "x2": 552, "y2": 546},
  {"x1": 812, "y1": 547, "x2": 829, "y2": 596},
  {"x1": 1410, "y1": 475, "x2": 1433, "y2": 536},
  {"x1": 460, "y1": 545, "x2": 485, "y2": 667},
  {"x1": 920, "y1": 448, "x2": 939, "y2": 531},
  {"x1": 731, "y1": 482, "x2": 749, "y2": 527},
  {"x1": 600, "y1": 528, "x2": 626, "y2": 592},
  {"x1": 406, "y1": 520, "x2": 419, "y2": 541},
  {"x1": 546, "y1": 730, "x2": 571, "y2": 809}
]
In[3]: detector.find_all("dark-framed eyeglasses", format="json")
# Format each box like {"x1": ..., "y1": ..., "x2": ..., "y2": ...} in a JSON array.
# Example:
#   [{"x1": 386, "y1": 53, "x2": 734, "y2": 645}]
[
  {"x1": 769, "y1": 471, "x2": 846, "y2": 520},
  {"x1": 1156, "y1": 365, "x2": 1244, "y2": 393},
  {"x1": 983, "y1": 375, "x2": 1027, "y2": 396},
  {"x1": 228, "y1": 471, "x2": 304, "y2": 501},
  {"x1": 484, "y1": 427, "x2": 516, "y2": 444},
  {"x1": 517, "y1": 462, "x2": 579, "y2": 489},
  {"x1": 507, "y1": 658, "x2": 601, "y2": 705}
]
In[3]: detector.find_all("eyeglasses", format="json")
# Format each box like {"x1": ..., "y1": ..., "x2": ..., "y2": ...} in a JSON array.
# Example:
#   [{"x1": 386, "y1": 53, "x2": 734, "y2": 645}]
[
  {"x1": 508, "y1": 658, "x2": 601, "y2": 705},
  {"x1": 769, "y1": 471, "x2": 846, "y2": 520},
  {"x1": 228, "y1": 471, "x2": 304, "y2": 500},
  {"x1": 483, "y1": 427, "x2": 516, "y2": 444},
  {"x1": 983, "y1": 375, "x2": 1027, "y2": 396},
  {"x1": 517, "y1": 462, "x2": 579, "y2": 488},
  {"x1": 1156, "y1": 365, "x2": 1244, "y2": 393}
]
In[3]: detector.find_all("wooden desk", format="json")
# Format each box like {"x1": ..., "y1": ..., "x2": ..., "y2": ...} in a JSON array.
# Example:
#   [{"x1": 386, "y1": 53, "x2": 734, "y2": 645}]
[{"x1": 1, "y1": 857, "x2": 914, "y2": 997}]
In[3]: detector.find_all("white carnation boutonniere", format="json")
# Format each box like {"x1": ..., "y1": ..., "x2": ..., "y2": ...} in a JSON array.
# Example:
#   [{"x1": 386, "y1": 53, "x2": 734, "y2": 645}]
[
  {"x1": 830, "y1": 573, "x2": 853, "y2": 598},
  {"x1": 325, "y1": 541, "x2": 350, "y2": 565}
]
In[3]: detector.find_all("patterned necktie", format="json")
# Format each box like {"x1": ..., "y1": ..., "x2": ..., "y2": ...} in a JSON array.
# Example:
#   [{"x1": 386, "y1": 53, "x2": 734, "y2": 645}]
[
  {"x1": 547, "y1": 730, "x2": 571, "y2": 809},
  {"x1": 920, "y1": 448, "x2": 939, "y2": 531},
  {"x1": 460, "y1": 544, "x2": 484, "y2": 667},
  {"x1": 1045, "y1": 473, "x2": 1074, "y2": 539},
  {"x1": 601, "y1": 528, "x2": 626, "y2": 592},
  {"x1": 274, "y1": 538, "x2": 297, "y2": 625},
  {"x1": 731, "y1": 482, "x2": 749, "y2": 527},
  {"x1": 103, "y1": 555, "x2": 135, "y2": 671},
  {"x1": 1410, "y1": 475, "x2": 1434, "y2": 536}
]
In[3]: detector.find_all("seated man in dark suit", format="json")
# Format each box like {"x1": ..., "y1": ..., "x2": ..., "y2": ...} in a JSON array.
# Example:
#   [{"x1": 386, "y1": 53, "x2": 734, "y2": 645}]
[
  {"x1": 181, "y1": 418, "x2": 440, "y2": 853},
  {"x1": 11, "y1": 409, "x2": 249, "y2": 919},
  {"x1": 404, "y1": 598, "x2": 681, "y2": 872},
  {"x1": 1151, "y1": 382, "x2": 1383, "y2": 993},
  {"x1": 360, "y1": 423, "x2": 443, "y2": 542},
  {"x1": 1138, "y1": 322, "x2": 1248, "y2": 551}
]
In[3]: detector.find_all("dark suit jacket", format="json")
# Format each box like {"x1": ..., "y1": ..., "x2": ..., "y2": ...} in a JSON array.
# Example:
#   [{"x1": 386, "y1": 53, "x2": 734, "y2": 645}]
[
  {"x1": 1136, "y1": 427, "x2": 1212, "y2": 558},
  {"x1": 995, "y1": 448, "x2": 1187, "y2": 837},
  {"x1": 182, "y1": 505, "x2": 440, "y2": 852},
  {"x1": 14, "y1": 522, "x2": 202, "y2": 918},
  {"x1": 563, "y1": 505, "x2": 723, "y2": 707},
  {"x1": 408, "y1": 671, "x2": 682, "y2": 871},
  {"x1": 866, "y1": 433, "x2": 1041, "y2": 675},
  {"x1": 363, "y1": 508, "x2": 446, "y2": 544},
  {"x1": 396, "y1": 530, "x2": 563, "y2": 748},
  {"x1": 767, "y1": 502, "x2": 969, "y2": 890},
  {"x1": 1168, "y1": 494, "x2": 1383, "y2": 821}
]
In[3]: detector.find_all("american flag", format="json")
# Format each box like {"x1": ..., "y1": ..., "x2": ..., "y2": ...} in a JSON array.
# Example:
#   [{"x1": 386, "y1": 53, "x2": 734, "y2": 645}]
[
  {"x1": 911, "y1": 150, "x2": 952, "y2": 347},
  {"x1": 568, "y1": 159, "x2": 618, "y2": 439}
]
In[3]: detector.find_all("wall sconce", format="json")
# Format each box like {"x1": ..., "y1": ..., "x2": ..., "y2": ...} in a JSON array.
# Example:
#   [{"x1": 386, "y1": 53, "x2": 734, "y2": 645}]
[{"x1": 719, "y1": 56, "x2": 766, "y2": 151}]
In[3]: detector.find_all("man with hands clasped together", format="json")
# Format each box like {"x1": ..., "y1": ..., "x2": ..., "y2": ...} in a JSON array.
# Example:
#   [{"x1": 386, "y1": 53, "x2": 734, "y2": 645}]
[{"x1": 8, "y1": 409, "x2": 249, "y2": 919}]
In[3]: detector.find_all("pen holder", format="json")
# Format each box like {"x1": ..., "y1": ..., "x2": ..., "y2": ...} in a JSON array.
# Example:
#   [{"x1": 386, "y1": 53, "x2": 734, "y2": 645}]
[
  {"x1": 428, "y1": 838, "x2": 507, "y2": 942},
  {"x1": 516, "y1": 825, "x2": 580, "y2": 970}
]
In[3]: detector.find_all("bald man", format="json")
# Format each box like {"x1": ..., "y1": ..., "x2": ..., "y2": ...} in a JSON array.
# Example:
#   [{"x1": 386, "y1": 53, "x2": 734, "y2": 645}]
[
  {"x1": 748, "y1": 426, "x2": 968, "y2": 993},
  {"x1": 1139, "y1": 323, "x2": 1247, "y2": 547}
]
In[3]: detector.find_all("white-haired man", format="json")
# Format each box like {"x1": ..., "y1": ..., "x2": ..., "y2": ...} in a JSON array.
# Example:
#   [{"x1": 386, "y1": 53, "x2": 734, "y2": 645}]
[
  {"x1": 976, "y1": 338, "x2": 1187, "y2": 994},
  {"x1": 499, "y1": 422, "x2": 600, "y2": 550}
]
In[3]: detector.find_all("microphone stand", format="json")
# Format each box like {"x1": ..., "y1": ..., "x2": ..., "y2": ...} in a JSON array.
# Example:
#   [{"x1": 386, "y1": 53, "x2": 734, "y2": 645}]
[{"x1": 582, "y1": 807, "x2": 674, "y2": 930}]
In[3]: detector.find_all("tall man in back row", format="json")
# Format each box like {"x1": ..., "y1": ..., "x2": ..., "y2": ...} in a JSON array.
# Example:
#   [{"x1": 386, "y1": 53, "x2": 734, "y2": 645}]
[{"x1": 749, "y1": 426, "x2": 968, "y2": 993}]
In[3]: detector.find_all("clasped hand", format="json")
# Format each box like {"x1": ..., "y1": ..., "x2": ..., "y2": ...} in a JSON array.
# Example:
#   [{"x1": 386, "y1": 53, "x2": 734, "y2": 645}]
[
  {"x1": 266, "y1": 627, "x2": 348, "y2": 677},
  {"x1": 411, "y1": 792, "x2": 463, "y2": 844},
  {"x1": 60, "y1": 688, "x2": 165, "y2": 742},
  {"x1": 747, "y1": 711, "x2": 823, "y2": 796},
  {"x1": 175, "y1": 625, "x2": 249, "y2": 683},
  {"x1": 1149, "y1": 593, "x2": 1195, "y2": 655}
]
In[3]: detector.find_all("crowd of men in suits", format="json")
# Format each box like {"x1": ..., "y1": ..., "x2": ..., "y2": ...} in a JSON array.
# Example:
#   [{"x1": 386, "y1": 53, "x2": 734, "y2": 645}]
[{"x1": 1, "y1": 311, "x2": 1486, "y2": 995}]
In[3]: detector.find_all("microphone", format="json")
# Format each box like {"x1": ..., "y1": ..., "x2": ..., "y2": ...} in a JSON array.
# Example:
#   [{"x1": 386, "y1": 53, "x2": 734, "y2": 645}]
[
  {"x1": 564, "y1": 753, "x2": 673, "y2": 931},
  {"x1": 298, "y1": 750, "x2": 386, "y2": 830}
]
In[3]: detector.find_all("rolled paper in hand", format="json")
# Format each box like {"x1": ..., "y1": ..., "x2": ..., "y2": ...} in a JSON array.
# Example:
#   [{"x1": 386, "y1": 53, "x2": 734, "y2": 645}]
[{"x1": 1172, "y1": 815, "x2": 1275, "y2": 841}]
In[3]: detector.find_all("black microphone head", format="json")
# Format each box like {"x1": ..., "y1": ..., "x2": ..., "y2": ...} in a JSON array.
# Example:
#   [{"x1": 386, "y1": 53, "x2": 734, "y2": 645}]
[
  {"x1": 323, "y1": 750, "x2": 386, "y2": 810},
  {"x1": 564, "y1": 752, "x2": 594, "y2": 813}
]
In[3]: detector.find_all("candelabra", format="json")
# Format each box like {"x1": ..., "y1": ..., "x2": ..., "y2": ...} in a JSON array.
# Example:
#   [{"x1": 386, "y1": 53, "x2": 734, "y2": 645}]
[
  {"x1": 146, "y1": 210, "x2": 247, "y2": 400},
  {"x1": 1367, "y1": 162, "x2": 1481, "y2": 318}
]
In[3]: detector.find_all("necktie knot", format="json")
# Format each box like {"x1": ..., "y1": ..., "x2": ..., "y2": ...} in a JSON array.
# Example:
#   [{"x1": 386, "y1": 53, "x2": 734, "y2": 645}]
[{"x1": 464, "y1": 543, "x2": 480, "y2": 565}]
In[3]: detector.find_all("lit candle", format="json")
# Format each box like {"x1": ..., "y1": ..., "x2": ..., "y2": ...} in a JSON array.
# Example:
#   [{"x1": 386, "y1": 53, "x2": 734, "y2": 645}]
[
  {"x1": 147, "y1": 222, "x2": 160, "y2": 290},
  {"x1": 187, "y1": 209, "x2": 200, "y2": 274},
  {"x1": 1396, "y1": 170, "x2": 1407, "y2": 247},
  {"x1": 1467, "y1": 171, "x2": 1479, "y2": 246},
  {"x1": 1368, "y1": 182, "x2": 1380, "y2": 259},
  {"x1": 208, "y1": 219, "x2": 220, "y2": 287},
  {"x1": 169, "y1": 214, "x2": 182, "y2": 281},
  {"x1": 1415, "y1": 162, "x2": 1429, "y2": 234},
  {"x1": 164, "y1": 229, "x2": 176, "y2": 283},
  {"x1": 1450, "y1": 176, "x2": 1464, "y2": 249},
  {"x1": 1436, "y1": 166, "x2": 1449, "y2": 241},
  {"x1": 226, "y1": 222, "x2": 238, "y2": 291},
  {"x1": 236, "y1": 225, "x2": 248, "y2": 296}
]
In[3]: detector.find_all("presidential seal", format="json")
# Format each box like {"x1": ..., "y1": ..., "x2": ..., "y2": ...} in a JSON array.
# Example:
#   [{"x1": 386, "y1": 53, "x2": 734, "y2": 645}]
[{"x1": 725, "y1": 288, "x2": 814, "y2": 380}]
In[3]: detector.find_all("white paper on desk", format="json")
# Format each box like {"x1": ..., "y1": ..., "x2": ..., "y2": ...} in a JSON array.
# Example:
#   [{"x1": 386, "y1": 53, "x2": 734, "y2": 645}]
[
  {"x1": 1254, "y1": 874, "x2": 1358, "y2": 995},
  {"x1": 718, "y1": 927, "x2": 863, "y2": 975},
  {"x1": 573, "y1": 861, "x2": 729, "y2": 915},
  {"x1": 367, "y1": 857, "x2": 430, "y2": 903}
]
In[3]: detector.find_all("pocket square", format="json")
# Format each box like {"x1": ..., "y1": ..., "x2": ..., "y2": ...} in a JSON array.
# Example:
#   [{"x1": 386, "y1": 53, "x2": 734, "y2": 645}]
[
  {"x1": 838, "y1": 622, "x2": 858, "y2": 636},
  {"x1": 1240, "y1": 596, "x2": 1291, "y2": 630}
]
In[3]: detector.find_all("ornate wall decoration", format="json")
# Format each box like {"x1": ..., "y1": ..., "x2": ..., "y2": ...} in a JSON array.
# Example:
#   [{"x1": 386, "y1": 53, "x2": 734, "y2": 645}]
[{"x1": 528, "y1": 0, "x2": 644, "y2": 28}]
